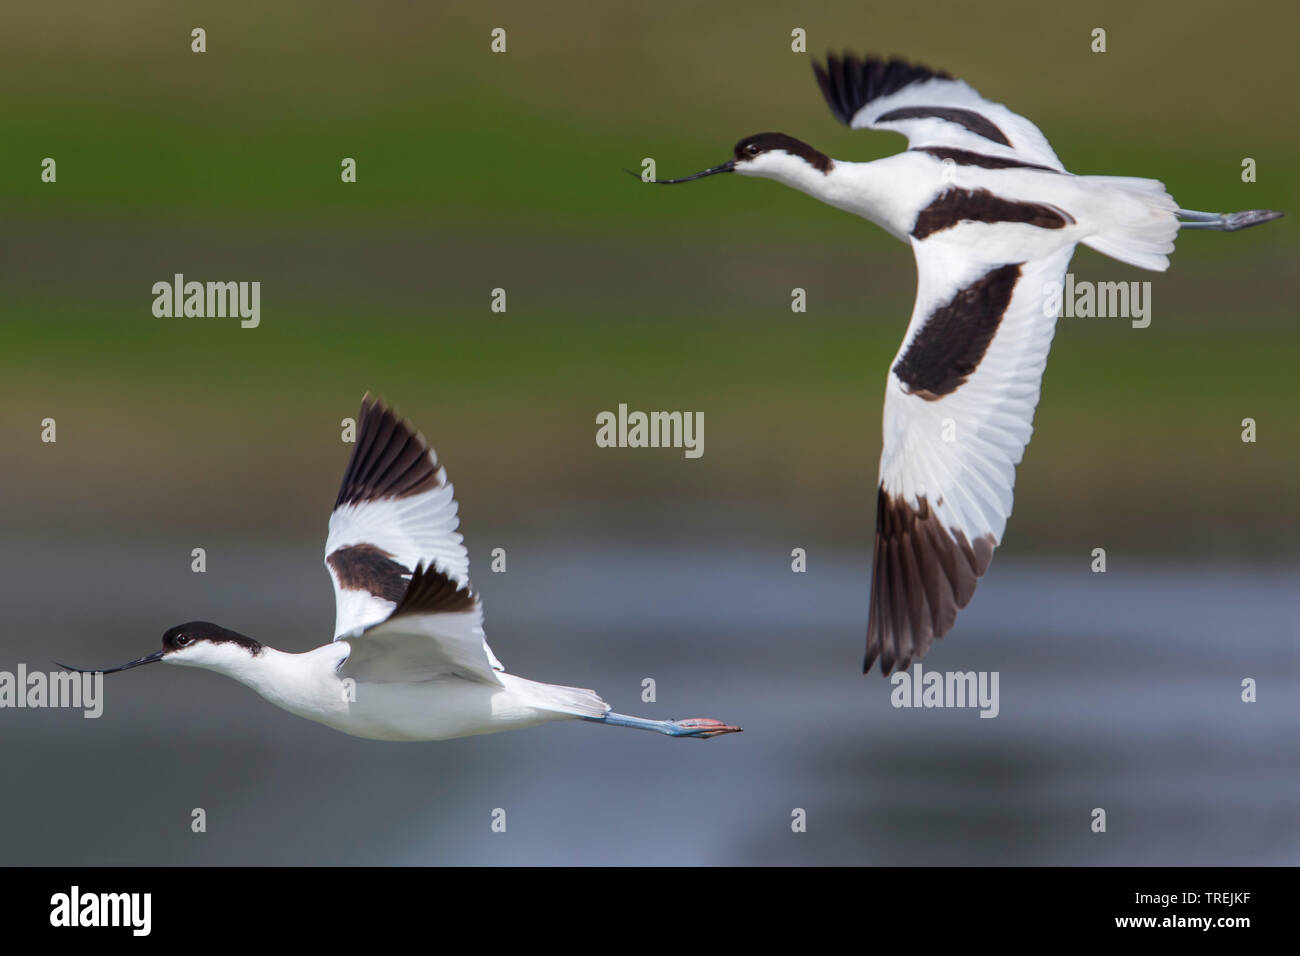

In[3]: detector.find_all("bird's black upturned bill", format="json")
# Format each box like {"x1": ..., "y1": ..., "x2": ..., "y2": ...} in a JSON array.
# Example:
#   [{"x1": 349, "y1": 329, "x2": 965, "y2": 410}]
[
  {"x1": 637, "y1": 161, "x2": 736, "y2": 184},
  {"x1": 55, "y1": 650, "x2": 166, "y2": 674}
]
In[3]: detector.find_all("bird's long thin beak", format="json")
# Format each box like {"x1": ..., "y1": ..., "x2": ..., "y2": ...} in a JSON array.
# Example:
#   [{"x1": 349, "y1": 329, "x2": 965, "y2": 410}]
[
  {"x1": 55, "y1": 650, "x2": 165, "y2": 674},
  {"x1": 626, "y1": 161, "x2": 736, "y2": 184}
]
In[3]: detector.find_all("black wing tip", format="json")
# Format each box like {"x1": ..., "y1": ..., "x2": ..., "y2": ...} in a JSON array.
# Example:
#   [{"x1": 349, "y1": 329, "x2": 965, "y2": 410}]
[
  {"x1": 864, "y1": 486, "x2": 996, "y2": 677},
  {"x1": 819, "y1": 50, "x2": 953, "y2": 81},
  {"x1": 334, "y1": 393, "x2": 444, "y2": 510},
  {"x1": 813, "y1": 51, "x2": 953, "y2": 127},
  {"x1": 389, "y1": 561, "x2": 477, "y2": 619}
]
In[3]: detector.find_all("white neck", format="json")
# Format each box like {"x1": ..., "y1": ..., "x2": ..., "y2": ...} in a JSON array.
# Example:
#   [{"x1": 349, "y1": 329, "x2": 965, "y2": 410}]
[
  {"x1": 168, "y1": 643, "x2": 348, "y2": 719},
  {"x1": 739, "y1": 152, "x2": 927, "y2": 240}
]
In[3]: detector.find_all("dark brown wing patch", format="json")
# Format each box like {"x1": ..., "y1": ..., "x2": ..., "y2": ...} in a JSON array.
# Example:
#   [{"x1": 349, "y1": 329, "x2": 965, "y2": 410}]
[
  {"x1": 876, "y1": 106, "x2": 1011, "y2": 147},
  {"x1": 813, "y1": 53, "x2": 952, "y2": 127},
  {"x1": 912, "y1": 188, "x2": 1074, "y2": 241},
  {"x1": 326, "y1": 544, "x2": 410, "y2": 603},
  {"x1": 387, "y1": 562, "x2": 476, "y2": 620},
  {"x1": 866, "y1": 486, "x2": 996, "y2": 676},
  {"x1": 892, "y1": 263, "x2": 1022, "y2": 400},
  {"x1": 335, "y1": 394, "x2": 444, "y2": 509}
]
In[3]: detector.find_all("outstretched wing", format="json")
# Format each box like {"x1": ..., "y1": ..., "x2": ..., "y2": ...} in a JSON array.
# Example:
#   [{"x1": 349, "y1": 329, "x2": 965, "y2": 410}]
[
  {"x1": 338, "y1": 562, "x2": 503, "y2": 685},
  {"x1": 866, "y1": 242, "x2": 1074, "y2": 674},
  {"x1": 324, "y1": 394, "x2": 504, "y2": 672},
  {"x1": 813, "y1": 52, "x2": 1065, "y2": 172}
]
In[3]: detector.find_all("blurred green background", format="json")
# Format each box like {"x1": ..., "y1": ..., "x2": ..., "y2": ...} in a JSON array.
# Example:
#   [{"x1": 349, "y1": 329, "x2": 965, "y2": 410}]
[
  {"x1": 2, "y1": 0, "x2": 1295, "y2": 554},
  {"x1": 2, "y1": 0, "x2": 1297, "y2": 869}
]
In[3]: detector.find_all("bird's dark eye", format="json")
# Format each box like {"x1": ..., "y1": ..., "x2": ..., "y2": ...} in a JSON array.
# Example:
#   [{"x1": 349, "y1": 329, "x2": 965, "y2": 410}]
[
  {"x1": 746, "y1": 144, "x2": 760, "y2": 156},
  {"x1": 175, "y1": 634, "x2": 191, "y2": 647}
]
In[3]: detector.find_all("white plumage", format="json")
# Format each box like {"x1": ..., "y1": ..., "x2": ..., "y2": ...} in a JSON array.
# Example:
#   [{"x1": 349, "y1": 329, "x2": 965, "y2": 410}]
[
  {"x1": 653, "y1": 51, "x2": 1282, "y2": 674},
  {"x1": 63, "y1": 395, "x2": 742, "y2": 742}
]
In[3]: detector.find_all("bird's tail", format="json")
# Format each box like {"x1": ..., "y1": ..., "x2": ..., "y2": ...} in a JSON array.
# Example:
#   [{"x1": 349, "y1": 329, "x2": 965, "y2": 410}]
[
  {"x1": 1077, "y1": 175, "x2": 1180, "y2": 272},
  {"x1": 504, "y1": 674, "x2": 611, "y2": 719}
]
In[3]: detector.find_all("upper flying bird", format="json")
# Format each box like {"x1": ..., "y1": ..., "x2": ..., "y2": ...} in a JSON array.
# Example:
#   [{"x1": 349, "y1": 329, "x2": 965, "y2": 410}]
[
  {"x1": 61, "y1": 395, "x2": 741, "y2": 741},
  {"x1": 645, "y1": 52, "x2": 1283, "y2": 676}
]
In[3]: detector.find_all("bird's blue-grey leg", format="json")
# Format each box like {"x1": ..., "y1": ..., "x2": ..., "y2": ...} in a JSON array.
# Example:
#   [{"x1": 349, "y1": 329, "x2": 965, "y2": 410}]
[
  {"x1": 584, "y1": 712, "x2": 742, "y2": 739},
  {"x1": 1177, "y1": 208, "x2": 1284, "y2": 231}
]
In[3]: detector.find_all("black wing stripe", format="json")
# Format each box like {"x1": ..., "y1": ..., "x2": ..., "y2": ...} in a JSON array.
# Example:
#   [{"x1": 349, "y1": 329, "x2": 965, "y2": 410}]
[
  {"x1": 892, "y1": 263, "x2": 1023, "y2": 400},
  {"x1": 913, "y1": 147, "x2": 1058, "y2": 172},
  {"x1": 877, "y1": 106, "x2": 1011, "y2": 147},
  {"x1": 912, "y1": 188, "x2": 1074, "y2": 241}
]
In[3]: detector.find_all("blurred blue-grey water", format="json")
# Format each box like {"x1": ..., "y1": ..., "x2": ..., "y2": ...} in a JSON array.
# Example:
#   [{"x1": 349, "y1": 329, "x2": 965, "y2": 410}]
[{"x1": 1, "y1": 529, "x2": 1296, "y2": 866}]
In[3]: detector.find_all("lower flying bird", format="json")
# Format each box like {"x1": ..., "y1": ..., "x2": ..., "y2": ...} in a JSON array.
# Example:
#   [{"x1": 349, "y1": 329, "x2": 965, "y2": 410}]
[
  {"x1": 61, "y1": 395, "x2": 741, "y2": 741},
  {"x1": 645, "y1": 52, "x2": 1282, "y2": 676}
]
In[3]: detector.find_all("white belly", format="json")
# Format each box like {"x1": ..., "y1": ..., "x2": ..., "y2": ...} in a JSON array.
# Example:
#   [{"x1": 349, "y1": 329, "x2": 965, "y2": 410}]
[
  {"x1": 227, "y1": 646, "x2": 592, "y2": 742},
  {"x1": 306, "y1": 677, "x2": 567, "y2": 742}
]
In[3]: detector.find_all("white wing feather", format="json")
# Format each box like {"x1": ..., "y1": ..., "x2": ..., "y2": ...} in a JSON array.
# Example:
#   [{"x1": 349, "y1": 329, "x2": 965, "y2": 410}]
[
  {"x1": 325, "y1": 483, "x2": 467, "y2": 638},
  {"x1": 814, "y1": 53, "x2": 1065, "y2": 171},
  {"x1": 866, "y1": 243, "x2": 1074, "y2": 673},
  {"x1": 339, "y1": 565, "x2": 503, "y2": 686},
  {"x1": 323, "y1": 395, "x2": 505, "y2": 674},
  {"x1": 881, "y1": 243, "x2": 1073, "y2": 541}
]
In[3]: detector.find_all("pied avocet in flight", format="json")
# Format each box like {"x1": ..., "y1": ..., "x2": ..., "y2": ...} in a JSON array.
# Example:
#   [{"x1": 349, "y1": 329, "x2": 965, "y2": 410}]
[
  {"x1": 645, "y1": 52, "x2": 1282, "y2": 676},
  {"x1": 61, "y1": 395, "x2": 742, "y2": 741}
]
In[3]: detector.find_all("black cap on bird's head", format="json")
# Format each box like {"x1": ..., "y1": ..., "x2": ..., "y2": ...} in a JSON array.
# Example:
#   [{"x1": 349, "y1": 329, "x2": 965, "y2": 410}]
[
  {"x1": 731, "y1": 133, "x2": 833, "y2": 172},
  {"x1": 636, "y1": 132, "x2": 834, "y2": 185},
  {"x1": 58, "y1": 622, "x2": 262, "y2": 675},
  {"x1": 162, "y1": 622, "x2": 262, "y2": 654}
]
